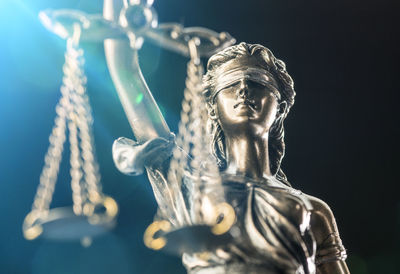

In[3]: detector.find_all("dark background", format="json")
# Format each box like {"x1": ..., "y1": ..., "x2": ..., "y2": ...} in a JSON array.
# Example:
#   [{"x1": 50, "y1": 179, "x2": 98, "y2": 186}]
[{"x1": 0, "y1": 0, "x2": 399, "y2": 273}]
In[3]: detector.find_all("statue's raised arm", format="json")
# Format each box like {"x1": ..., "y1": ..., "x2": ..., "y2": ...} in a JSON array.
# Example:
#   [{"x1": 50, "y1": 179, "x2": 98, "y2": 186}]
[
  {"x1": 103, "y1": 0, "x2": 171, "y2": 142},
  {"x1": 103, "y1": 0, "x2": 235, "y2": 143}
]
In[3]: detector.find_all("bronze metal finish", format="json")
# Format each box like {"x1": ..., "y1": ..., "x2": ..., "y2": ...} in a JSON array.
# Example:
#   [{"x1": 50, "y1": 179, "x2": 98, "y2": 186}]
[{"x1": 111, "y1": 42, "x2": 349, "y2": 273}]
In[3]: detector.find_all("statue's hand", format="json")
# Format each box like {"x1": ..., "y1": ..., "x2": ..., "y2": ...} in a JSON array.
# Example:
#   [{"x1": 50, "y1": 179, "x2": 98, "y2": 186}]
[{"x1": 112, "y1": 135, "x2": 175, "y2": 176}]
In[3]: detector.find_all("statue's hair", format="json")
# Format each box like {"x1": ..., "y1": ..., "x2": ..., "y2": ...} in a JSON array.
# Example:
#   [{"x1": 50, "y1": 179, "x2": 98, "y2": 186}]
[{"x1": 203, "y1": 42, "x2": 296, "y2": 186}]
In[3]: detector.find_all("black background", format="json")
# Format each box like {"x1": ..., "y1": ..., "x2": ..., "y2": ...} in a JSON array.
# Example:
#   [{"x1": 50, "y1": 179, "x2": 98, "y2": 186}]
[{"x1": 0, "y1": 0, "x2": 399, "y2": 273}]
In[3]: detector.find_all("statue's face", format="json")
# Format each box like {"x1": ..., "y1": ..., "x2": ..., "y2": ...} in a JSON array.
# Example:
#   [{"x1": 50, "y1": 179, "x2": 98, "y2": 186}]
[{"x1": 214, "y1": 56, "x2": 280, "y2": 136}]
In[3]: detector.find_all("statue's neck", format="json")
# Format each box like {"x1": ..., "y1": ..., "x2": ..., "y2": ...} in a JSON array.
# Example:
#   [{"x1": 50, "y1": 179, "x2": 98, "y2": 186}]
[{"x1": 224, "y1": 133, "x2": 271, "y2": 180}]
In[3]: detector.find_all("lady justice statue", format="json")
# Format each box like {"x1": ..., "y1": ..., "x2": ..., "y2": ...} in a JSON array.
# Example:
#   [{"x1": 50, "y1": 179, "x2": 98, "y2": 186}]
[
  {"x1": 112, "y1": 42, "x2": 349, "y2": 274},
  {"x1": 31, "y1": 0, "x2": 349, "y2": 273}
]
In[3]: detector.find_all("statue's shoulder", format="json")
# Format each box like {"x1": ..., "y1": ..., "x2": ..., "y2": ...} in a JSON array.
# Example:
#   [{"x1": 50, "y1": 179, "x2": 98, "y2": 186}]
[
  {"x1": 304, "y1": 195, "x2": 338, "y2": 241},
  {"x1": 304, "y1": 194, "x2": 347, "y2": 265},
  {"x1": 306, "y1": 195, "x2": 334, "y2": 218}
]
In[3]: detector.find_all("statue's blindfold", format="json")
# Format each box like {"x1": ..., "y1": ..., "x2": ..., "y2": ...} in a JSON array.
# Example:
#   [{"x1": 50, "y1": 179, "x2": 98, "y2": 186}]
[{"x1": 210, "y1": 67, "x2": 280, "y2": 102}]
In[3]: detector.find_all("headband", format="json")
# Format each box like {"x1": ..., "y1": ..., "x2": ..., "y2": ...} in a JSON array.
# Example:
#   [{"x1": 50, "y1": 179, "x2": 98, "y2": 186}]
[{"x1": 211, "y1": 67, "x2": 280, "y2": 101}]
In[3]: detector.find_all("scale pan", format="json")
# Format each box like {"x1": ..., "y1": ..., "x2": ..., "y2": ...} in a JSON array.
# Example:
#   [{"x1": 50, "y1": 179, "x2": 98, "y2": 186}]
[{"x1": 37, "y1": 207, "x2": 115, "y2": 241}]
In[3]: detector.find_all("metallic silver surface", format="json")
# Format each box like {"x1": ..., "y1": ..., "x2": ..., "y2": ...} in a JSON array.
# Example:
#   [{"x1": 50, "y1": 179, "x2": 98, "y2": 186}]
[
  {"x1": 144, "y1": 24, "x2": 236, "y2": 58},
  {"x1": 112, "y1": 42, "x2": 349, "y2": 273},
  {"x1": 102, "y1": 0, "x2": 235, "y2": 141},
  {"x1": 39, "y1": 8, "x2": 235, "y2": 58},
  {"x1": 35, "y1": 1, "x2": 348, "y2": 272}
]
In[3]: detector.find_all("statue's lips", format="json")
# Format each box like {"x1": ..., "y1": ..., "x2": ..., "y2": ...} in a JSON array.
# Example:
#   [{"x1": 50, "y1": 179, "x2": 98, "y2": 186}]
[{"x1": 234, "y1": 100, "x2": 257, "y2": 111}]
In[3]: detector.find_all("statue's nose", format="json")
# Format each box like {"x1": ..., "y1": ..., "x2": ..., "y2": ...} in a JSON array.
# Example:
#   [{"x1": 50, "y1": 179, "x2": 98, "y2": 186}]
[{"x1": 237, "y1": 80, "x2": 249, "y2": 98}]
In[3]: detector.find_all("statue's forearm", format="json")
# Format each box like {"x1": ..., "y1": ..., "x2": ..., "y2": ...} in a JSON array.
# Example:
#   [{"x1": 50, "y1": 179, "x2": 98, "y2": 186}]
[
  {"x1": 104, "y1": 41, "x2": 171, "y2": 142},
  {"x1": 104, "y1": 0, "x2": 171, "y2": 143}
]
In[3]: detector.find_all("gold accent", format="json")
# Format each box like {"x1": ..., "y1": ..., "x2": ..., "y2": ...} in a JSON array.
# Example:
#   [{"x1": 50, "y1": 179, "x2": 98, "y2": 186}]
[
  {"x1": 103, "y1": 196, "x2": 119, "y2": 217},
  {"x1": 197, "y1": 251, "x2": 211, "y2": 261},
  {"x1": 211, "y1": 202, "x2": 236, "y2": 235},
  {"x1": 23, "y1": 211, "x2": 43, "y2": 240},
  {"x1": 23, "y1": 225, "x2": 43, "y2": 240},
  {"x1": 88, "y1": 196, "x2": 119, "y2": 225},
  {"x1": 143, "y1": 220, "x2": 171, "y2": 250}
]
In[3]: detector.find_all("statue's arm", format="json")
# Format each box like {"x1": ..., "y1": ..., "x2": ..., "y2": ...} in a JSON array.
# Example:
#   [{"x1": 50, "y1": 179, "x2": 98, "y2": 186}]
[
  {"x1": 104, "y1": 0, "x2": 171, "y2": 143},
  {"x1": 104, "y1": 1, "x2": 192, "y2": 226},
  {"x1": 307, "y1": 196, "x2": 350, "y2": 274}
]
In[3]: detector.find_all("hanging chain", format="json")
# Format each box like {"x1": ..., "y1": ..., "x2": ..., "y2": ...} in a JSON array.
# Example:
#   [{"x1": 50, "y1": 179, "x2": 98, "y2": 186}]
[
  {"x1": 30, "y1": 93, "x2": 68, "y2": 216},
  {"x1": 65, "y1": 36, "x2": 104, "y2": 216},
  {"x1": 23, "y1": 25, "x2": 115, "y2": 240},
  {"x1": 64, "y1": 39, "x2": 104, "y2": 215},
  {"x1": 65, "y1": 37, "x2": 87, "y2": 215},
  {"x1": 167, "y1": 54, "x2": 197, "y2": 226},
  {"x1": 167, "y1": 38, "x2": 221, "y2": 225}
]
